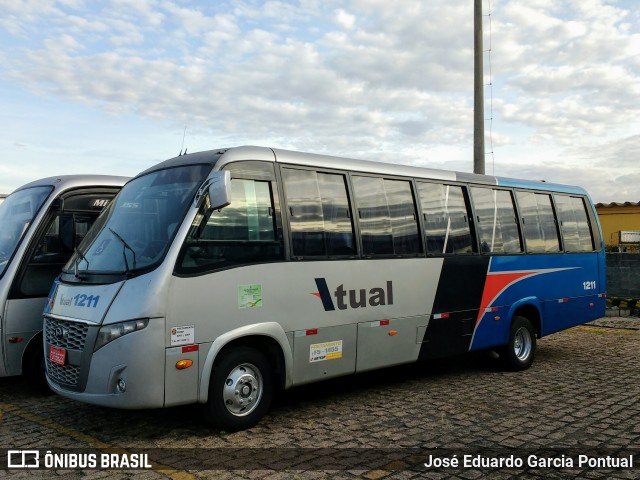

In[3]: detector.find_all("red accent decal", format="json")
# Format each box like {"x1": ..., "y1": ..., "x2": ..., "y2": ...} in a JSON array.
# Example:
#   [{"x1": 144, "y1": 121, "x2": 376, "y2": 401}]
[
  {"x1": 306, "y1": 329, "x2": 318, "y2": 336},
  {"x1": 476, "y1": 271, "x2": 537, "y2": 324},
  {"x1": 182, "y1": 345, "x2": 199, "y2": 353},
  {"x1": 380, "y1": 319, "x2": 390, "y2": 326},
  {"x1": 310, "y1": 292, "x2": 321, "y2": 298}
]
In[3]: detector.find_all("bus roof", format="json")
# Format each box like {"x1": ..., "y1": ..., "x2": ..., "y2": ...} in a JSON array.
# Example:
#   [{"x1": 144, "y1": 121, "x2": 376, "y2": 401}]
[
  {"x1": 139, "y1": 146, "x2": 589, "y2": 196},
  {"x1": 14, "y1": 175, "x2": 130, "y2": 195},
  {"x1": 139, "y1": 150, "x2": 226, "y2": 176}
]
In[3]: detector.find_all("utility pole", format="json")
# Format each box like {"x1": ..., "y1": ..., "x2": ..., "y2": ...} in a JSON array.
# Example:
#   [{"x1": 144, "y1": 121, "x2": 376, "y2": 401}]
[{"x1": 473, "y1": 0, "x2": 485, "y2": 174}]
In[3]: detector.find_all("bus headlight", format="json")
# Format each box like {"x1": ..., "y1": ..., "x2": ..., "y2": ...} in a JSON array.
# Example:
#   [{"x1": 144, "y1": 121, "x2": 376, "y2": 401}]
[{"x1": 94, "y1": 319, "x2": 149, "y2": 352}]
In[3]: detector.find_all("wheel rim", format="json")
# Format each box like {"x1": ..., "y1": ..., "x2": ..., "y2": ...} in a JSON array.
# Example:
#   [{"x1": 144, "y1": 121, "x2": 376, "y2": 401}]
[
  {"x1": 221, "y1": 363, "x2": 263, "y2": 417},
  {"x1": 513, "y1": 327, "x2": 532, "y2": 361}
]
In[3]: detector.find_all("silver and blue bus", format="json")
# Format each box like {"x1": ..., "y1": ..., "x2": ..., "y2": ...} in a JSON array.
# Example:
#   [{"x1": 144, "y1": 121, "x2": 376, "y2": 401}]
[
  {"x1": 0, "y1": 175, "x2": 127, "y2": 389},
  {"x1": 44, "y1": 147, "x2": 605, "y2": 429}
]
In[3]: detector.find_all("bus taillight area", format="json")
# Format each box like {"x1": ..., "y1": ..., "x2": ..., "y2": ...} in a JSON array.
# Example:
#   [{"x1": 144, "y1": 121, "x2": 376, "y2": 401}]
[{"x1": 44, "y1": 315, "x2": 167, "y2": 409}]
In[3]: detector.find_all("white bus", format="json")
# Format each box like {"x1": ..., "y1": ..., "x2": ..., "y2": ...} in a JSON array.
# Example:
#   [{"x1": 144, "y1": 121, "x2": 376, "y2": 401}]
[
  {"x1": 0, "y1": 175, "x2": 127, "y2": 390},
  {"x1": 44, "y1": 147, "x2": 605, "y2": 430}
]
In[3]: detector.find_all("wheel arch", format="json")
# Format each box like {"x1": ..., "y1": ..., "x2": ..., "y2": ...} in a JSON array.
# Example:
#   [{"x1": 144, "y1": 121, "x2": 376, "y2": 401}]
[
  {"x1": 21, "y1": 331, "x2": 43, "y2": 375},
  {"x1": 507, "y1": 297, "x2": 542, "y2": 338},
  {"x1": 198, "y1": 322, "x2": 292, "y2": 404}
]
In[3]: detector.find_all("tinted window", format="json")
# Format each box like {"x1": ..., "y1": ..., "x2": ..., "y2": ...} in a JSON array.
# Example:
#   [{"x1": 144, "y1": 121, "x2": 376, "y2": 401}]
[
  {"x1": 283, "y1": 169, "x2": 355, "y2": 257},
  {"x1": 352, "y1": 176, "x2": 421, "y2": 255},
  {"x1": 515, "y1": 191, "x2": 560, "y2": 253},
  {"x1": 554, "y1": 195, "x2": 594, "y2": 252},
  {"x1": 16, "y1": 195, "x2": 114, "y2": 298},
  {"x1": 417, "y1": 183, "x2": 474, "y2": 254},
  {"x1": 178, "y1": 179, "x2": 282, "y2": 272},
  {"x1": 32, "y1": 213, "x2": 95, "y2": 264},
  {"x1": 0, "y1": 186, "x2": 52, "y2": 277},
  {"x1": 471, "y1": 187, "x2": 522, "y2": 253}
]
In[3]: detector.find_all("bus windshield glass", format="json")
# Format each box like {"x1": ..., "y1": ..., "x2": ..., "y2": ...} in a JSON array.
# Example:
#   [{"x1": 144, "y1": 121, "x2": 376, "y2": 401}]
[
  {"x1": 0, "y1": 186, "x2": 53, "y2": 277},
  {"x1": 64, "y1": 164, "x2": 212, "y2": 276}
]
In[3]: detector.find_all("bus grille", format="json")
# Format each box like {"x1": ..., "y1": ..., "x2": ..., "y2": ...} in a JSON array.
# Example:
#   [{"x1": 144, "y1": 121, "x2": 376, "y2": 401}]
[
  {"x1": 45, "y1": 318, "x2": 89, "y2": 350},
  {"x1": 46, "y1": 360, "x2": 81, "y2": 386}
]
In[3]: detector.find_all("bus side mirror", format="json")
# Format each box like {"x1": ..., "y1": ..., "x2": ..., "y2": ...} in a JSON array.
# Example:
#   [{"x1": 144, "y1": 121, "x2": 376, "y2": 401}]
[{"x1": 207, "y1": 171, "x2": 232, "y2": 210}]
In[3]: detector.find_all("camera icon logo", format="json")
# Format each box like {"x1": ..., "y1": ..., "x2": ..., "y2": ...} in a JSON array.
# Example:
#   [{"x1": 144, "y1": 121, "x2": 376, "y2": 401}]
[{"x1": 7, "y1": 450, "x2": 40, "y2": 468}]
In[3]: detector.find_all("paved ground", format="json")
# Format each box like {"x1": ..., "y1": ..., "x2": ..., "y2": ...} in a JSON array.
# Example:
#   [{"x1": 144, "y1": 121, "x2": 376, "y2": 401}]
[{"x1": 1, "y1": 318, "x2": 639, "y2": 479}]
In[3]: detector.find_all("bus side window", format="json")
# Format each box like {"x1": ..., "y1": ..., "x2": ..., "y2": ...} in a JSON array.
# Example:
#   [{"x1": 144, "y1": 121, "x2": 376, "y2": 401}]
[
  {"x1": 177, "y1": 179, "x2": 283, "y2": 272},
  {"x1": 470, "y1": 187, "x2": 523, "y2": 254},
  {"x1": 16, "y1": 212, "x2": 99, "y2": 297},
  {"x1": 33, "y1": 215, "x2": 63, "y2": 261},
  {"x1": 553, "y1": 195, "x2": 594, "y2": 252},
  {"x1": 32, "y1": 213, "x2": 94, "y2": 263},
  {"x1": 352, "y1": 176, "x2": 421, "y2": 256},
  {"x1": 416, "y1": 182, "x2": 474, "y2": 254},
  {"x1": 515, "y1": 191, "x2": 560, "y2": 253},
  {"x1": 282, "y1": 169, "x2": 355, "y2": 258}
]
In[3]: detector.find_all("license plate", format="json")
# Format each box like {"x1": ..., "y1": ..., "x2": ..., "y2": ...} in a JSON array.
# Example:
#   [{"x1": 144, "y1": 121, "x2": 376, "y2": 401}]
[{"x1": 49, "y1": 346, "x2": 66, "y2": 366}]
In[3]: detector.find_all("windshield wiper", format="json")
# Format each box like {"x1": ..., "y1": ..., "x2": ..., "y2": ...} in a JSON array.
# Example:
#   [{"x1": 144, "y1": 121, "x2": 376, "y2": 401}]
[{"x1": 109, "y1": 227, "x2": 137, "y2": 273}]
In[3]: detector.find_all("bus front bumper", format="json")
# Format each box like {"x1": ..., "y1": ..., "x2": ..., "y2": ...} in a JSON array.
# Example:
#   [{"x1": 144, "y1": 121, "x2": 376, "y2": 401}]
[{"x1": 46, "y1": 318, "x2": 166, "y2": 409}]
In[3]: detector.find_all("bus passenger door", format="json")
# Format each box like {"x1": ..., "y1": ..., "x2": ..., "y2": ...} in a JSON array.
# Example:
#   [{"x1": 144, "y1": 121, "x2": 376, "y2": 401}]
[
  {"x1": 5, "y1": 193, "x2": 114, "y2": 376},
  {"x1": 5, "y1": 213, "x2": 80, "y2": 375}
]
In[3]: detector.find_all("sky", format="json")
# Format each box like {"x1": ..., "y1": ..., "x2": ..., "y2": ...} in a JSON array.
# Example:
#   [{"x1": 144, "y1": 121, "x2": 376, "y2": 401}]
[{"x1": 0, "y1": 0, "x2": 638, "y2": 203}]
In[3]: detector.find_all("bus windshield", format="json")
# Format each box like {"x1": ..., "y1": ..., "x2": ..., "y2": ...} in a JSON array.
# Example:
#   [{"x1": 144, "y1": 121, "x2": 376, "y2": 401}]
[
  {"x1": 64, "y1": 164, "x2": 212, "y2": 277},
  {"x1": 0, "y1": 186, "x2": 53, "y2": 277}
]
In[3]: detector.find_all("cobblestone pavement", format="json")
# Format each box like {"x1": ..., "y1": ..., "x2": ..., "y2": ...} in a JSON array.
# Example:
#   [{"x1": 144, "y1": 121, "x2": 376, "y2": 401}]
[{"x1": 1, "y1": 319, "x2": 639, "y2": 479}]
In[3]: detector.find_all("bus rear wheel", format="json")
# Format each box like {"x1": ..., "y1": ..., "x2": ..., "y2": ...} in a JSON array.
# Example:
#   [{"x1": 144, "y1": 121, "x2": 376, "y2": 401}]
[
  {"x1": 501, "y1": 316, "x2": 536, "y2": 371},
  {"x1": 204, "y1": 347, "x2": 273, "y2": 431}
]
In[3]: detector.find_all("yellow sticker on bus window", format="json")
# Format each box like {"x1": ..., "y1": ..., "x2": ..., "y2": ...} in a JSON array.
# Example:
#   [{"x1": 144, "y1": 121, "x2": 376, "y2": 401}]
[{"x1": 309, "y1": 340, "x2": 343, "y2": 363}]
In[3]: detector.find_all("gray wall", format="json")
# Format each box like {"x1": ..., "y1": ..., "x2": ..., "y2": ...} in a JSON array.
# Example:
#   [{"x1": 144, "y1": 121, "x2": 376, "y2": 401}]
[{"x1": 606, "y1": 253, "x2": 640, "y2": 297}]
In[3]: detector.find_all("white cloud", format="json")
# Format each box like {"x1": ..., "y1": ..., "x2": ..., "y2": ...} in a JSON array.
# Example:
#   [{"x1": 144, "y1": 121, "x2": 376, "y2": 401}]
[{"x1": 335, "y1": 9, "x2": 355, "y2": 29}]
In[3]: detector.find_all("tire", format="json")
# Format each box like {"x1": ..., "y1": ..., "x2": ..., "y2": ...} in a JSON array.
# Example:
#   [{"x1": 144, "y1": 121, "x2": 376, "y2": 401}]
[
  {"x1": 501, "y1": 316, "x2": 536, "y2": 371},
  {"x1": 203, "y1": 347, "x2": 273, "y2": 431},
  {"x1": 25, "y1": 345, "x2": 53, "y2": 395}
]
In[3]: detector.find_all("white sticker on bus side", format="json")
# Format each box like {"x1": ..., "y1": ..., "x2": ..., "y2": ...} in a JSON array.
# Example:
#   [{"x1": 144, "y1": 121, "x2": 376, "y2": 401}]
[
  {"x1": 170, "y1": 325, "x2": 195, "y2": 346},
  {"x1": 309, "y1": 340, "x2": 343, "y2": 363}
]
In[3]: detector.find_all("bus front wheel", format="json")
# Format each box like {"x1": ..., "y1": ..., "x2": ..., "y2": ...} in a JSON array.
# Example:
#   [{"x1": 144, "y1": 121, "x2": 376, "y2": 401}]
[
  {"x1": 502, "y1": 316, "x2": 536, "y2": 371},
  {"x1": 25, "y1": 339, "x2": 52, "y2": 394},
  {"x1": 204, "y1": 347, "x2": 273, "y2": 431}
]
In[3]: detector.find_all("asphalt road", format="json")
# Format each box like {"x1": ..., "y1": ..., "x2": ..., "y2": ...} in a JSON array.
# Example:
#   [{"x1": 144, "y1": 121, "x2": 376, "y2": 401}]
[{"x1": 1, "y1": 319, "x2": 639, "y2": 479}]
